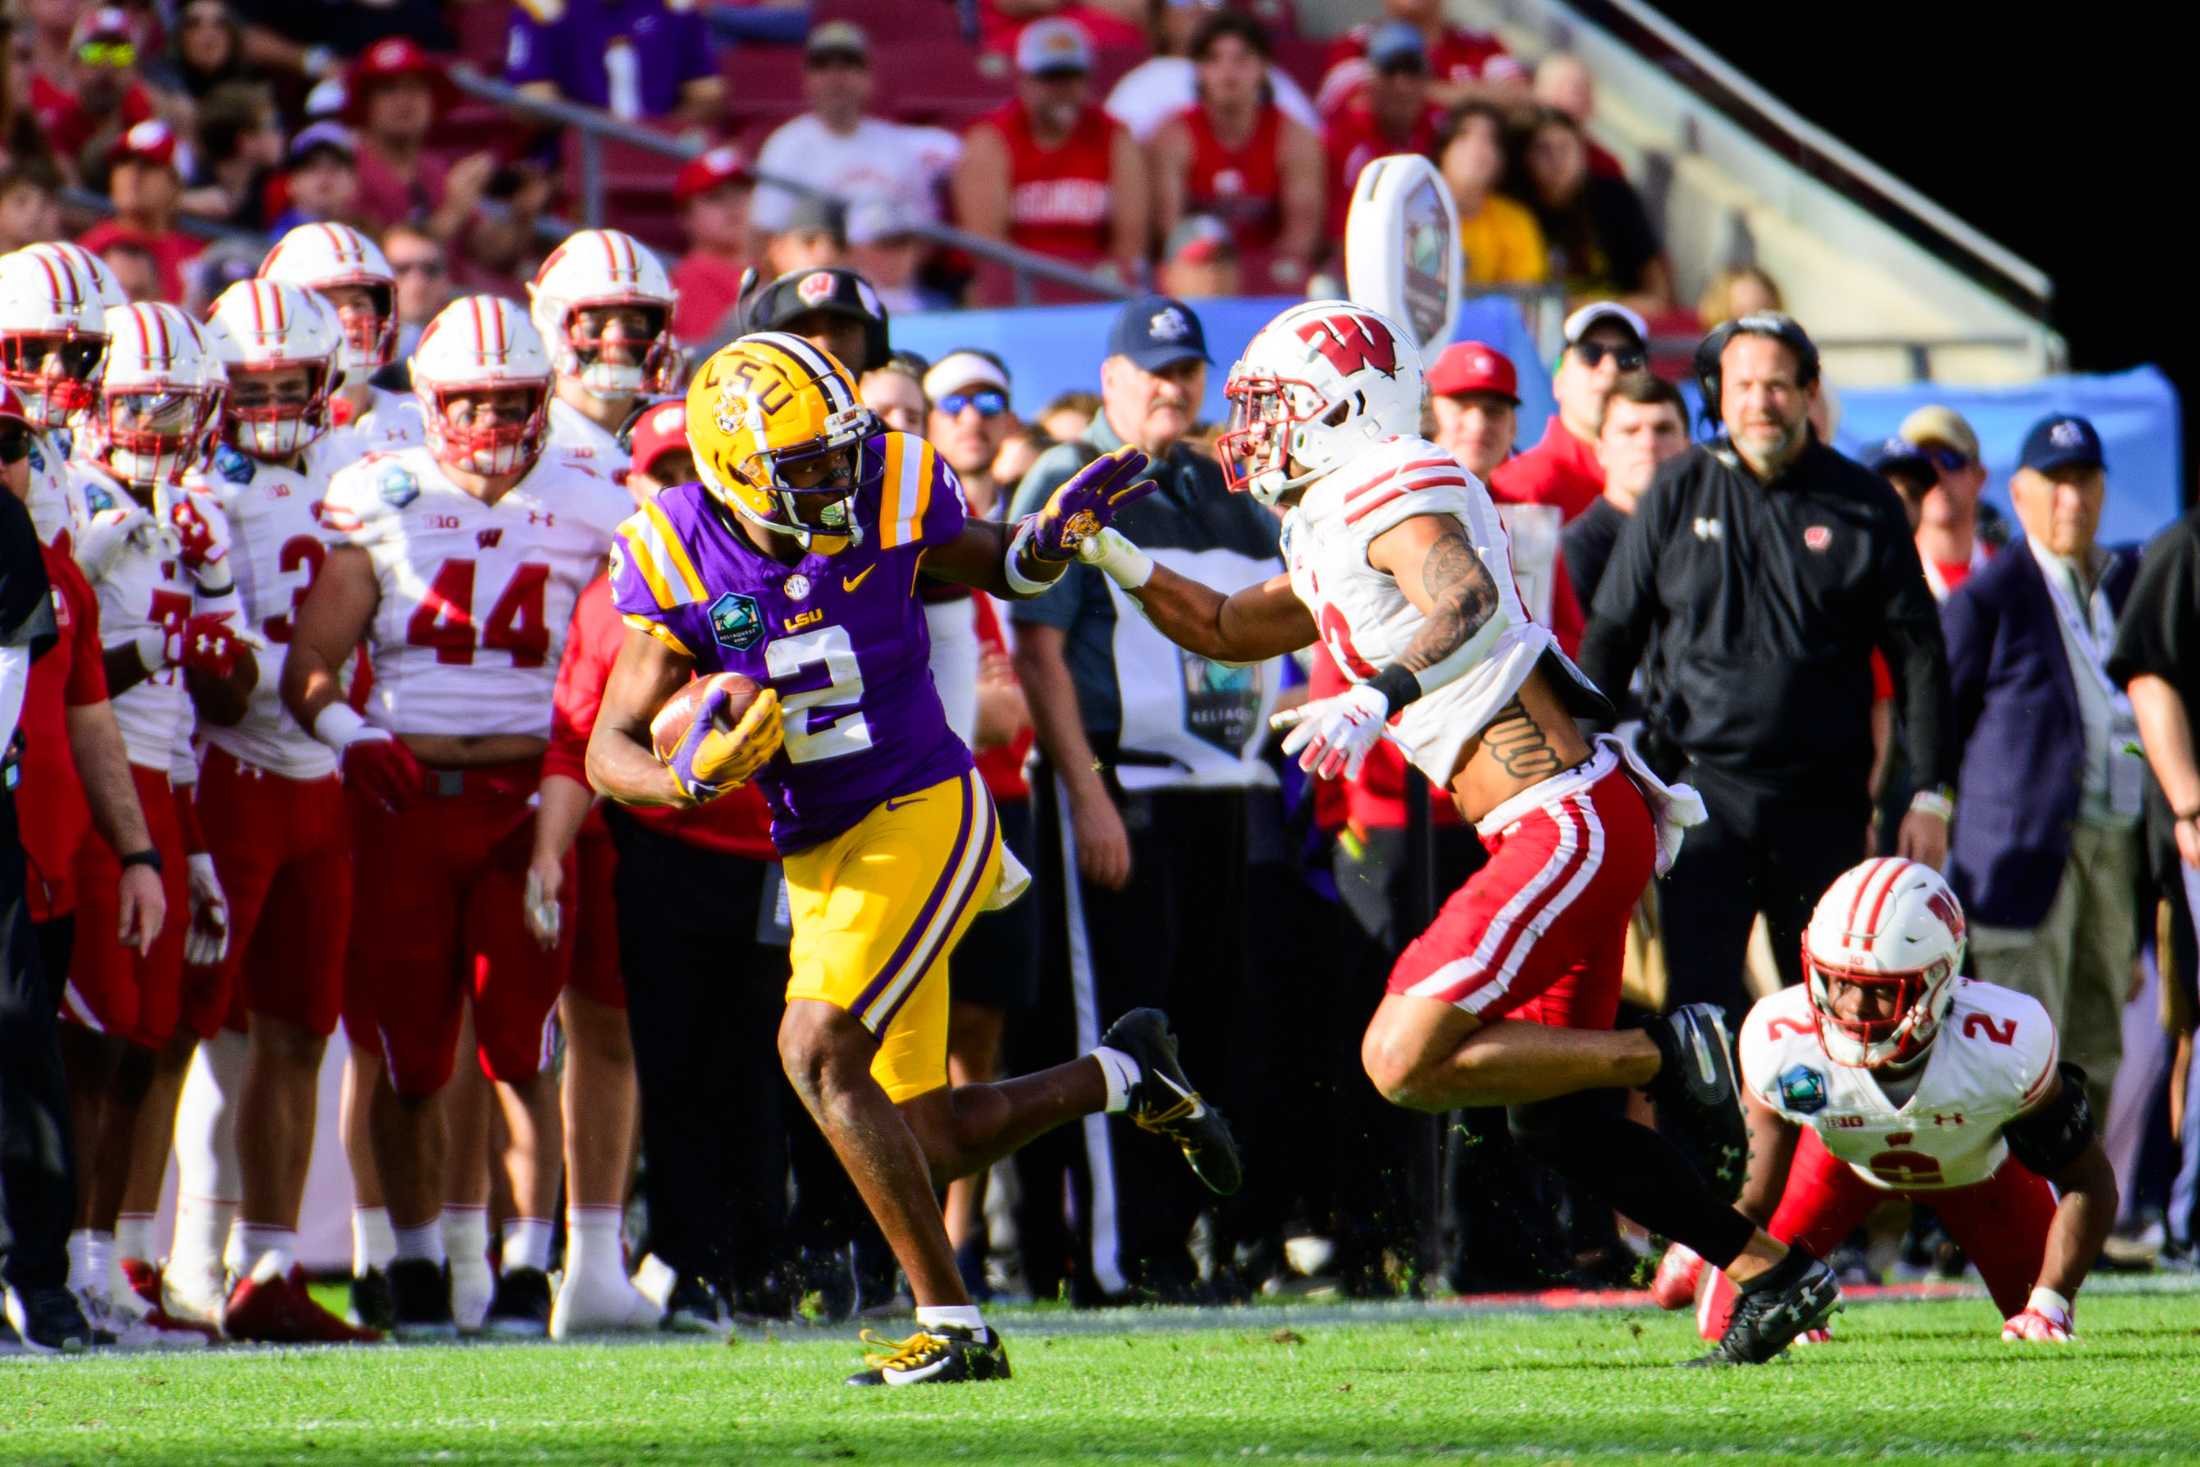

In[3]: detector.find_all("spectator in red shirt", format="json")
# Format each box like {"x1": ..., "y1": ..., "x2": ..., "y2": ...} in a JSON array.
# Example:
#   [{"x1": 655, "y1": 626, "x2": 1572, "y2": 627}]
[
  {"x1": 1317, "y1": 0, "x2": 1527, "y2": 116},
  {"x1": 30, "y1": 7, "x2": 158, "y2": 179},
  {"x1": 954, "y1": 18, "x2": 1146, "y2": 281},
  {"x1": 1322, "y1": 22, "x2": 1446, "y2": 240},
  {"x1": 1491, "y1": 301, "x2": 1646, "y2": 523},
  {"x1": 76, "y1": 122, "x2": 204, "y2": 303},
  {"x1": 1900, "y1": 404, "x2": 2001, "y2": 600},
  {"x1": 1152, "y1": 11, "x2": 1324, "y2": 290},
  {"x1": 1532, "y1": 54, "x2": 1626, "y2": 181},
  {"x1": 668, "y1": 146, "x2": 754, "y2": 348},
  {"x1": 347, "y1": 38, "x2": 494, "y2": 246}
]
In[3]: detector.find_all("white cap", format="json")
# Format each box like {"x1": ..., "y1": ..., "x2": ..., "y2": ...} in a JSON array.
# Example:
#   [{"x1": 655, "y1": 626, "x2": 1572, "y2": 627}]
[
  {"x1": 1016, "y1": 17, "x2": 1092, "y2": 76},
  {"x1": 1562, "y1": 300, "x2": 1648, "y2": 346},
  {"x1": 923, "y1": 350, "x2": 1009, "y2": 401}
]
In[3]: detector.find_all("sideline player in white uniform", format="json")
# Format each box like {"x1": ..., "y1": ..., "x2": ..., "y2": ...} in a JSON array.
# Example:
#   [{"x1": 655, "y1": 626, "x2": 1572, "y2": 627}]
[
  {"x1": 280, "y1": 295, "x2": 633, "y2": 1341},
  {"x1": 257, "y1": 221, "x2": 422, "y2": 1320},
  {"x1": 0, "y1": 247, "x2": 108, "y2": 547},
  {"x1": 1655, "y1": 857, "x2": 2119, "y2": 1347},
  {"x1": 258, "y1": 222, "x2": 426, "y2": 455},
  {"x1": 522, "y1": 226, "x2": 679, "y2": 1336},
  {"x1": 61, "y1": 303, "x2": 255, "y2": 1348},
  {"x1": 145, "y1": 280, "x2": 380, "y2": 1343},
  {"x1": 1077, "y1": 300, "x2": 1838, "y2": 1364}
]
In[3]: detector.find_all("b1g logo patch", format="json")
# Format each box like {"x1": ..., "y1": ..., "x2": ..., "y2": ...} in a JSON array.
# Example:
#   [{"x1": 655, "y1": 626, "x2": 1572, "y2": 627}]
[
  {"x1": 709, "y1": 590, "x2": 764, "y2": 651},
  {"x1": 1778, "y1": 1064, "x2": 1829, "y2": 1116}
]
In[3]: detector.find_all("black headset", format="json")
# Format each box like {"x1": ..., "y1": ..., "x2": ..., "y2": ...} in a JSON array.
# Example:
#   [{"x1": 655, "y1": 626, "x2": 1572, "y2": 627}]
[{"x1": 1692, "y1": 311, "x2": 1821, "y2": 429}]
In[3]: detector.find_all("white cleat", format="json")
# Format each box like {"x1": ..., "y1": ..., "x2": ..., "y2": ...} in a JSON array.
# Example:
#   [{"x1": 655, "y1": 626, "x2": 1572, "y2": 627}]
[
  {"x1": 450, "y1": 1253, "x2": 495, "y2": 1335},
  {"x1": 161, "y1": 1262, "x2": 230, "y2": 1333},
  {"x1": 549, "y1": 1267, "x2": 663, "y2": 1340},
  {"x1": 77, "y1": 1290, "x2": 210, "y2": 1351}
]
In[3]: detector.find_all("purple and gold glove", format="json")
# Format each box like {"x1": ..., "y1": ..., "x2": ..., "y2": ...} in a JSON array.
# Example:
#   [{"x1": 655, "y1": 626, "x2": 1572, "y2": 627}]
[
  {"x1": 664, "y1": 683, "x2": 782, "y2": 804},
  {"x1": 1024, "y1": 446, "x2": 1153, "y2": 562}
]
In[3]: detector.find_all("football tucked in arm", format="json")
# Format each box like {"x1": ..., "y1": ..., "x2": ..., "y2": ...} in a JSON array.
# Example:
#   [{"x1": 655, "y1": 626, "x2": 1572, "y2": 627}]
[{"x1": 648, "y1": 671, "x2": 782, "y2": 799}]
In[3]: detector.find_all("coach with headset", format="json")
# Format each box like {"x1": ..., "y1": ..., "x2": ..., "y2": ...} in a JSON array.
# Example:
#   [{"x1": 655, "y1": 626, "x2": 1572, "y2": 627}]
[{"x1": 1579, "y1": 313, "x2": 1955, "y2": 1015}]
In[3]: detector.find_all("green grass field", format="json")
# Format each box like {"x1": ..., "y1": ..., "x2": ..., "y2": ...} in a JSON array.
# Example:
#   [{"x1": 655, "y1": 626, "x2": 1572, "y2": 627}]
[{"x1": 5, "y1": 1280, "x2": 2197, "y2": 1465}]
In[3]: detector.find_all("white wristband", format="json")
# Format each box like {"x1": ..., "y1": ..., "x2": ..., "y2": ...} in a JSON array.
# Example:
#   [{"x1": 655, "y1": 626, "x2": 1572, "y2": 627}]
[
  {"x1": 1002, "y1": 517, "x2": 1058, "y2": 597},
  {"x1": 2026, "y1": 1285, "x2": 2071, "y2": 1320},
  {"x1": 1078, "y1": 527, "x2": 1153, "y2": 590},
  {"x1": 310, "y1": 701, "x2": 376, "y2": 751},
  {"x1": 1909, "y1": 789, "x2": 1955, "y2": 822}
]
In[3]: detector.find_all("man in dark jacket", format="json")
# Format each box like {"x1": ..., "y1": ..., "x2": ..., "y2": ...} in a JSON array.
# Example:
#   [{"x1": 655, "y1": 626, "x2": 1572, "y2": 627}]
[
  {"x1": 1947, "y1": 415, "x2": 2140, "y2": 1124},
  {"x1": 1579, "y1": 314, "x2": 1953, "y2": 1014}
]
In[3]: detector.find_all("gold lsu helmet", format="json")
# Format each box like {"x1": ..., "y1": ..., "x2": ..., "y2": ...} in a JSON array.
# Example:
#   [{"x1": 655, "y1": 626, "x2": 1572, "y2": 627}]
[{"x1": 687, "y1": 331, "x2": 876, "y2": 550}]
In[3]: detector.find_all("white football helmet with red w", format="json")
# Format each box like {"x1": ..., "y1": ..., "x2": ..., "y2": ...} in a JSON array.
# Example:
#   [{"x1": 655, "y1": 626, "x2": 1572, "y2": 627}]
[
  {"x1": 0, "y1": 246, "x2": 108, "y2": 428},
  {"x1": 412, "y1": 295, "x2": 552, "y2": 478},
  {"x1": 206, "y1": 278, "x2": 344, "y2": 460},
  {"x1": 1802, "y1": 857, "x2": 1967, "y2": 1069},
  {"x1": 1219, "y1": 299, "x2": 1425, "y2": 505},
  {"x1": 526, "y1": 228, "x2": 680, "y2": 400},
  {"x1": 96, "y1": 302, "x2": 227, "y2": 488},
  {"x1": 257, "y1": 222, "x2": 397, "y2": 384}
]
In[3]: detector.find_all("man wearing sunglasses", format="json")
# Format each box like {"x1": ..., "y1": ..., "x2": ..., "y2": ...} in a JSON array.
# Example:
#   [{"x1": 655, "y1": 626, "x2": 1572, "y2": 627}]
[
  {"x1": 1900, "y1": 405, "x2": 2005, "y2": 601},
  {"x1": 1491, "y1": 301, "x2": 1646, "y2": 525},
  {"x1": 26, "y1": 6, "x2": 157, "y2": 174}
]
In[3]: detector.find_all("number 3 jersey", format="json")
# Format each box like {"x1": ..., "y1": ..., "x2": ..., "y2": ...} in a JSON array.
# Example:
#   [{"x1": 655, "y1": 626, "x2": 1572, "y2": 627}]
[
  {"x1": 1739, "y1": 978, "x2": 2060, "y2": 1191},
  {"x1": 1280, "y1": 434, "x2": 1603, "y2": 789},
  {"x1": 321, "y1": 444, "x2": 633, "y2": 739},
  {"x1": 610, "y1": 430, "x2": 973, "y2": 854}
]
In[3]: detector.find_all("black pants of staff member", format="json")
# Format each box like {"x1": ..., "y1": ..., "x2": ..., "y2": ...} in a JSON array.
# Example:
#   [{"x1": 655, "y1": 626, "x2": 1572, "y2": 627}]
[
  {"x1": 605, "y1": 807, "x2": 797, "y2": 1312},
  {"x1": 1023, "y1": 762, "x2": 1257, "y2": 1302},
  {"x1": 1656, "y1": 765, "x2": 1869, "y2": 1015},
  {"x1": 0, "y1": 788, "x2": 77, "y2": 1298}
]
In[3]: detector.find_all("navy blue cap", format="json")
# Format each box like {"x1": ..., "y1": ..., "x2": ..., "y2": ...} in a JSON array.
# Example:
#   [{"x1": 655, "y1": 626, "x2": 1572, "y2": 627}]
[
  {"x1": 1863, "y1": 435, "x2": 1933, "y2": 479},
  {"x1": 1107, "y1": 295, "x2": 1209, "y2": 371},
  {"x1": 2020, "y1": 413, "x2": 2105, "y2": 474},
  {"x1": 1366, "y1": 20, "x2": 1428, "y2": 71}
]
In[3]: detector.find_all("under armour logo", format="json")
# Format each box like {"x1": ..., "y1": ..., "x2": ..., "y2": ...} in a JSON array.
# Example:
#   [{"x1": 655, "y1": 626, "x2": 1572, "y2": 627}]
[
  {"x1": 1932, "y1": 1112, "x2": 1965, "y2": 1126},
  {"x1": 528, "y1": 511, "x2": 556, "y2": 527},
  {"x1": 1692, "y1": 516, "x2": 1724, "y2": 541},
  {"x1": 1148, "y1": 307, "x2": 1191, "y2": 342}
]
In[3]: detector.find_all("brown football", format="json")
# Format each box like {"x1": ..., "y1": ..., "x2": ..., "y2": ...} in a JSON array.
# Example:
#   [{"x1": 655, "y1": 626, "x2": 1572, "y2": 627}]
[{"x1": 650, "y1": 672, "x2": 766, "y2": 763}]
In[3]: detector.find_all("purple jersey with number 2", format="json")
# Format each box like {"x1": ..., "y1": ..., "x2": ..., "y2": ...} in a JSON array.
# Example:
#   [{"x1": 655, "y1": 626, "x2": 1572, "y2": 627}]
[{"x1": 609, "y1": 430, "x2": 973, "y2": 853}]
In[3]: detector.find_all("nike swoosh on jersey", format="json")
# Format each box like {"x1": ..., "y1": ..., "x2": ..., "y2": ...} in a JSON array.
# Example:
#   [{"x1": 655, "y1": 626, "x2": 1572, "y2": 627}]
[
  {"x1": 884, "y1": 794, "x2": 924, "y2": 811},
  {"x1": 843, "y1": 565, "x2": 876, "y2": 593}
]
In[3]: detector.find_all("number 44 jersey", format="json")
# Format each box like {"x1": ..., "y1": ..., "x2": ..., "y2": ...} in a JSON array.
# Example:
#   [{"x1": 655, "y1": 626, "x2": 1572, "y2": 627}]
[
  {"x1": 321, "y1": 444, "x2": 633, "y2": 739},
  {"x1": 1738, "y1": 978, "x2": 2060, "y2": 1191},
  {"x1": 609, "y1": 430, "x2": 974, "y2": 854}
]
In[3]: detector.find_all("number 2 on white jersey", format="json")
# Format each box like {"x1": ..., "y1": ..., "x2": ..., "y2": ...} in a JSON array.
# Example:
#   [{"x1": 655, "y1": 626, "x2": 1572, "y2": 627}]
[{"x1": 766, "y1": 625, "x2": 872, "y2": 763}]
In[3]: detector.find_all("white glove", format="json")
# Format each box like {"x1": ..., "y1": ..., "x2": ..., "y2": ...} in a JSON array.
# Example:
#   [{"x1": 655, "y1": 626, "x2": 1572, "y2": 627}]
[
  {"x1": 184, "y1": 852, "x2": 230, "y2": 968},
  {"x1": 2001, "y1": 1287, "x2": 2073, "y2": 1343},
  {"x1": 1076, "y1": 526, "x2": 1154, "y2": 590},
  {"x1": 523, "y1": 865, "x2": 562, "y2": 951},
  {"x1": 74, "y1": 505, "x2": 155, "y2": 582},
  {"x1": 1271, "y1": 682, "x2": 1390, "y2": 781}
]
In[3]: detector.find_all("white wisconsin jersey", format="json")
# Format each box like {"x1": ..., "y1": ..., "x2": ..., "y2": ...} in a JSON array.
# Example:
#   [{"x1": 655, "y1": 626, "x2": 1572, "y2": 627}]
[
  {"x1": 321, "y1": 445, "x2": 630, "y2": 738},
  {"x1": 23, "y1": 428, "x2": 85, "y2": 547},
  {"x1": 1281, "y1": 435, "x2": 1557, "y2": 786},
  {"x1": 193, "y1": 445, "x2": 339, "y2": 778},
  {"x1": 322, "y1": 386, "x2": 426, "y2": 466},
  {"x1": 68, "y1": 463, "x2": 243, "y2": 771},
  {"x1": 1740, "y1": 979, "x2": 2060, "y2": 1191},
  {"x1": 545, "y1": 395, "x2": 632, "y2": 478}
]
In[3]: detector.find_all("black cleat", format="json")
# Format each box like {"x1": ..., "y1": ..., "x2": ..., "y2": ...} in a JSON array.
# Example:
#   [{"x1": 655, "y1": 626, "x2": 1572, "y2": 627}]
[
  {"x1": 844, "y1": 1324, "x2": 1011, "y2": 1386},
  {"x1": 350, "y1": 1268, "x2": 397, "y2": 1331},
  {"x1": 1102, "y1": 1008, "x2": 1242, "y2": 1195},
  {"x1": 6, "y1": 1285, "x2": 98, "y2": 1354},
  {"x1": 1684, "y1": 1249, "x2": 1841, "y2": 1366},
  {"x1": 386, "y1": 1259, "x2": 458, "y2": 1342},
  {"x1": 661, "y1": 1273, "x2": 733, "y2": 1336},
  {"x1": 484, "y1": 1267, "x2": 553, "y2": 1337},
  {"x1": 1642, "y1": 1003, "x2": 1748, "y2": 1198}
]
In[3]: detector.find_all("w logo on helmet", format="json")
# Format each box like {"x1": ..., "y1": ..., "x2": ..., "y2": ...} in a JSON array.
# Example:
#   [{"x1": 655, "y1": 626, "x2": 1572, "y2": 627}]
[
  {"x1": 1295, "y1": 312, "x2": 1398, "y2": 378},
  {"x1": 1924, "y1": 888, "x2": 1965, "y2": 941}
]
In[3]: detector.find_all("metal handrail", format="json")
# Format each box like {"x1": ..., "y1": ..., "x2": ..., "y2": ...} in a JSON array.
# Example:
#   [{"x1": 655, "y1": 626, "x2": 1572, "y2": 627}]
[{"x1": 442, "y1": 64, "x2": 1133, "y2": 305}]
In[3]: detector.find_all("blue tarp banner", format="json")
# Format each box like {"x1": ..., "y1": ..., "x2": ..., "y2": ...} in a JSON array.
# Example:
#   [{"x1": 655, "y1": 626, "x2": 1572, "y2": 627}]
[{"x1": 899, "y1": 298, "x2": 2182, "y2": 546}]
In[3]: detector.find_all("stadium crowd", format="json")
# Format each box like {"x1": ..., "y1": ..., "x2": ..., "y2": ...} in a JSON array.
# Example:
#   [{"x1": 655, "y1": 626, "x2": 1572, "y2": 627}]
[{"x1": 0, "y1": 0, "x2": 2193, "y2": 1360}]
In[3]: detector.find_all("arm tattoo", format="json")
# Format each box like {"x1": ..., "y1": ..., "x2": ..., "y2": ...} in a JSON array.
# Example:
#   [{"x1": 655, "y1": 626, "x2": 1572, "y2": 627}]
[
  {"x1": 1398, "y1": 525, "x2": 1502, "y2": 676},
  {"x1": 1481, "y1": 696, "x2": 1563, "y2": 779}
]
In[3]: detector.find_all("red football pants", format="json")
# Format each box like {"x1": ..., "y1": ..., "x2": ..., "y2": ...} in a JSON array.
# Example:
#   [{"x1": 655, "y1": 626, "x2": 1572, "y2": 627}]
[
  {"x1": 62, "y1": 763, "x2": 188, "y2": 1049},
  {"x1": 565, "y1": 811, "x2": 624, "y2": 1010},
  {"x1": 344, "y1": 761, "x2": 572, "y2": 1098},
  {"x1": 1768, "y1": 1127, "x2": 2059, "y2": 1317}
]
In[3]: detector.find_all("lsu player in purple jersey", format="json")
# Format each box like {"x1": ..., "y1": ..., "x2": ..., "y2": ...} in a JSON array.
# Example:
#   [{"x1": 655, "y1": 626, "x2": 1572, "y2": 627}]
[{"x1": 588, "y1": 332, "x2": 1241, "y2": 1386}]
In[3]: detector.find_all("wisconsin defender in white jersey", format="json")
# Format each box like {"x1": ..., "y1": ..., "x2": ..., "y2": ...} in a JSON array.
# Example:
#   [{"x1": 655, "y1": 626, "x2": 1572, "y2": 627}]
[
  {"x1": 281, "y1": 294, "x2": 630, "y2": 1341},
  {"x1": 258, "y1": 222, "x2": 425, "y2": 454},
  {"x1": 1658, "y1": 858, "x2": 2118, "y2": 1347},
  {"x1": 1081, "y1": 299, "x2": 1838, "y2": 1365}
]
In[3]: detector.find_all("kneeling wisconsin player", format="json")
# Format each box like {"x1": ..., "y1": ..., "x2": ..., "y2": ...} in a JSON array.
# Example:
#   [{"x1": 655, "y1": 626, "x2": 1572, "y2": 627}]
[
  {"x1": 588, "y1": 333, "x2": 1237, "y2": 1385},
  {"x1": 1077, "y1": 300, "x2": 1839, "y2": 1364},
  {"x1": 1655, "y1": 858, "x2": 2117, "y2": 1347}
]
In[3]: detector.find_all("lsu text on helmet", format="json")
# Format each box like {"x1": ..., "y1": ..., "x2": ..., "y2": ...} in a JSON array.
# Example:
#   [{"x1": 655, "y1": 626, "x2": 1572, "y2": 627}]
[
  {"x1": 685, "y1": 331, "x2": 874, "y2": 552},
  {"x1": 1220, "y1": 299, "x2": 1425, "y2": 505}
]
